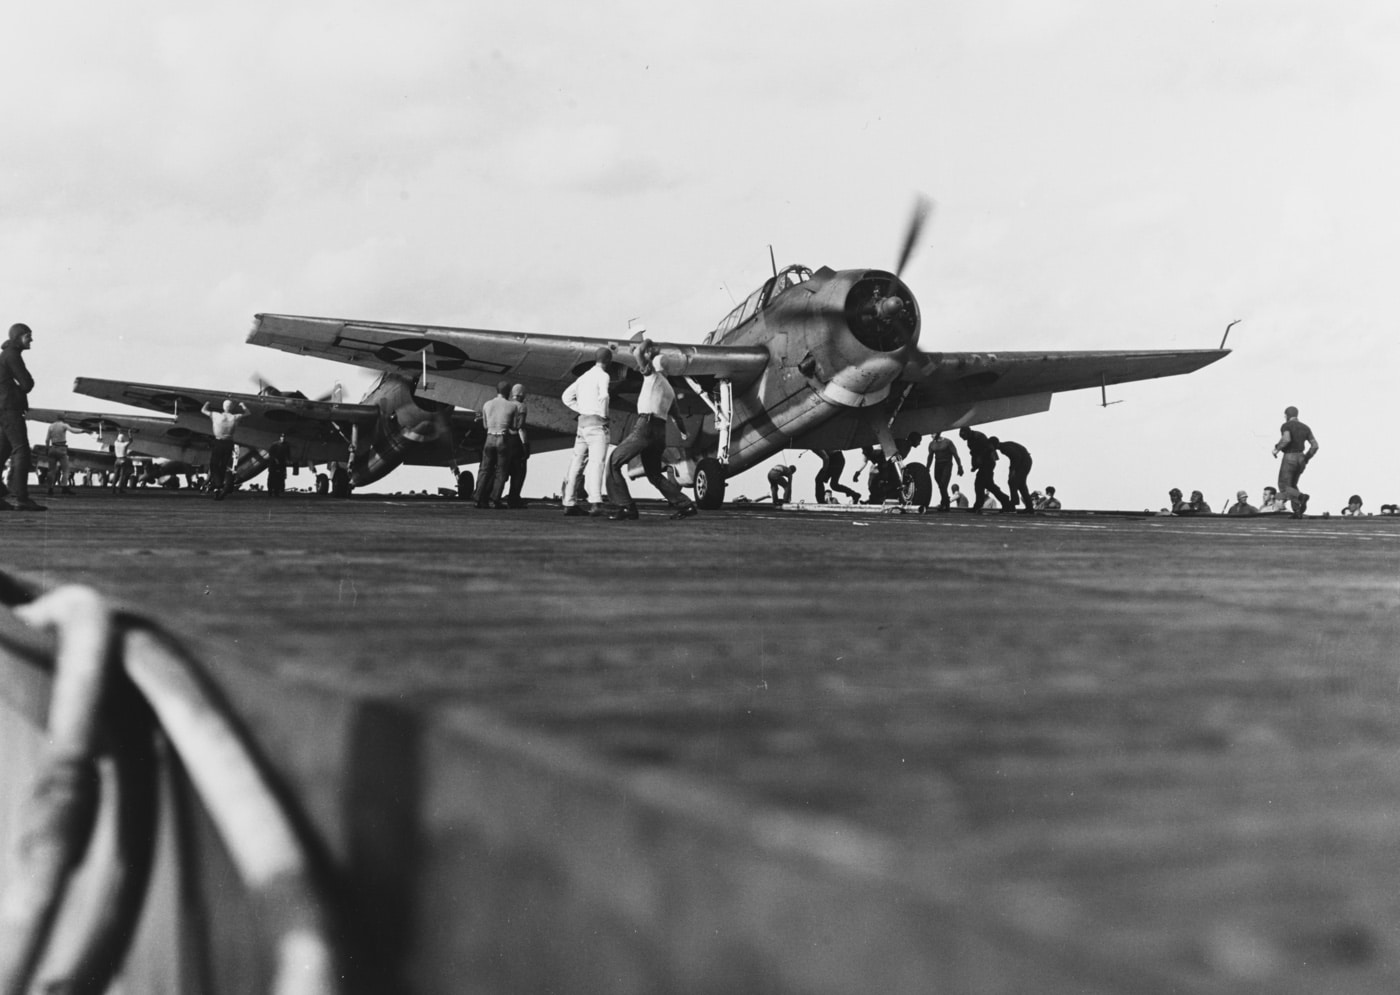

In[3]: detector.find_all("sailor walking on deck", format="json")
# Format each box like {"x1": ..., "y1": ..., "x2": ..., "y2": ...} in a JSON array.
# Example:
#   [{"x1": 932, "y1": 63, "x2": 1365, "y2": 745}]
[
  {"x1": 1272, "y1": 405, "x2": 1319, "y2": 519},
  {"x1": 605, "y1": 353, "x2": 697, "y2": 521}
]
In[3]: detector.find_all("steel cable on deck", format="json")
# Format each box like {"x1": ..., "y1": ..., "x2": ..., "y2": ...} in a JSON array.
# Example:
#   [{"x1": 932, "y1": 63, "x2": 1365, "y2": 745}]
[{"x1": 0, "y1": 574, "x2": 342, "y2": 995}]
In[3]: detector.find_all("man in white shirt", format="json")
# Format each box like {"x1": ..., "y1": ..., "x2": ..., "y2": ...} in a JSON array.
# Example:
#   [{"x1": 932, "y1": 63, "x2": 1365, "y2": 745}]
[
  {"x1": 604, "y1": 353, "x2": 697, "y2": 521},
  {"x1": 561, "y1": 347, "x2": 613, "y2": 516}
]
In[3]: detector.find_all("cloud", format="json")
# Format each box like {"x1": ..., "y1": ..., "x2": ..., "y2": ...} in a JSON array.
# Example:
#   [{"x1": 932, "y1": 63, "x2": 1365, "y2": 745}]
[{"x1": 2, "y1": 0, "x2": 1397, "y2": 507}]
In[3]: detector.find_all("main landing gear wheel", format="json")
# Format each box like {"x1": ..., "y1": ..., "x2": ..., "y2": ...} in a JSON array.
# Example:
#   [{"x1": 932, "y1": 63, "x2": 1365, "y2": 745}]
[
  {"x1": 457, "y1": 471, "x2": 475, "y2": 499},
  {"x1": 901, "y1": 463, "x2": 932, "y2": 507},
  {"x1": 694, "y1": 457, "x2": 726, "y2": 510}
]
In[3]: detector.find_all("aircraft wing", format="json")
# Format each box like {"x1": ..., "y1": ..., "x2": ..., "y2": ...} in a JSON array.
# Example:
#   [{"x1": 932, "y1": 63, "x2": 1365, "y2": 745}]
[
  {"x1": 899, "y1": 348, "x2": 1230, "y2": 405},
  {"x1": 27, "y1": 408, "x2": 215, "y2": 465},
  {"x1": 71, "y1": 375, "x2": 408, "y2": 459},
  {"x1": 247, "y1": 314, "x2": 773, "y2": 408},
  {"x1": 33, "y1": 444, "x2": 117, "y2": 474},
  {"x1": 73, "y1": 377, "x2": 384, "y2": 429}
]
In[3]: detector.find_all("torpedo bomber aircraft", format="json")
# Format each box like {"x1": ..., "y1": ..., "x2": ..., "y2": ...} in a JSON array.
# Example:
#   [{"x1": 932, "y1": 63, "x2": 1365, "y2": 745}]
[{"x1": 246, "y1": 202, "x2": 1229, "y2": 508}]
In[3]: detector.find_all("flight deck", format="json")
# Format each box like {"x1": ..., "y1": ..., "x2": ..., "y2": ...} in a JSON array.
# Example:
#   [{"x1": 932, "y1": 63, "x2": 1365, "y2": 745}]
[{"x1": 1, "y1": 492, "x2": 1397, "y2": 994}]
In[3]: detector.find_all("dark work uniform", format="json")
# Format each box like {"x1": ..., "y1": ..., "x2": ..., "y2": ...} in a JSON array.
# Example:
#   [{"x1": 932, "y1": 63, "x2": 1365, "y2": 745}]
[
  {"x1": 813, "y1": 450, "x2": 860, "y2": 504},
  {"x1": 960, "y1": 428, "x2": 1010, "y2": 511},
  {"x1": 266, "y1": 440, "x2": 291, "y2": 497},
  {"x1": 0, "y1": 335, "x2": 35, "y2": 502},
  {"x1": 997, "y1": 439, "x2": 1033, "y2": 511},
  {"x1": 504, "y1": 396, "x2": 528, "y2": 507},
  {"x1": 925, "y1": 436, "x2": 961, "y2": 510},
  {"x1": 860, "y1": 447, "x2": 901, "y2": 504},
  {"x1": 1276, "y1": 417, "x2": 1316, "y2": 517},
  {"x1": 504, "y1": 433, "x2": 528, "y2": 506}
]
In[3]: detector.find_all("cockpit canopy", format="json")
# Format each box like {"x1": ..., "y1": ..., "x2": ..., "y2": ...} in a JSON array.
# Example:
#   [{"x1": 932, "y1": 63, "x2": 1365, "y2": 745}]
[{"x1": 705, "y1": 265, "x2": 814, "y2": 344}]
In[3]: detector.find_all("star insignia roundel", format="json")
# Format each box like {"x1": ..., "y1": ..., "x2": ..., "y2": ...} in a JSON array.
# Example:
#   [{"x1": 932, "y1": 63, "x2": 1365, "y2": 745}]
[{"x1": 374, "y1": 338, "x2": 471, "y2": 372}]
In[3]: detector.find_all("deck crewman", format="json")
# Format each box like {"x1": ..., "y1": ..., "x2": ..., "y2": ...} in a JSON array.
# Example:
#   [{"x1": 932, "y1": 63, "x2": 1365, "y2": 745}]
[
  {"x1": 201, "y1": 398, "x2": 250, "y2": 499},
  {"x1": 44, "y1": 416, "x2": 79, "y2": 496},
  {"x1": 562, "y1": 347, "x2": 613, "y2": 516},
  {"x1": 605, "y1": 352, "x2": 697, "y2": 521},
  {"x1": 0, "y1": 322, "x2": 44, "y2": 511},
  {"x1": 1272, "y1": 405, "x2": 1319, "y2": 519}
]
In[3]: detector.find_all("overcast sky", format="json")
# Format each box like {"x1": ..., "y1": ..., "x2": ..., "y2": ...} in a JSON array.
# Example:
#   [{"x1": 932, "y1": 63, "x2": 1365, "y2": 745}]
[{"x1": 5, "y1": 1, "x2": 1397, "y2": 511}]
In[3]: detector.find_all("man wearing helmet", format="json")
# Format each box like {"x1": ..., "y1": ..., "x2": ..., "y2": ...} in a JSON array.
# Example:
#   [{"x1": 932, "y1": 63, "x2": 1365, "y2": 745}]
[{"x1": 0, "y1": 322, "x2": 43, "y2": 510}]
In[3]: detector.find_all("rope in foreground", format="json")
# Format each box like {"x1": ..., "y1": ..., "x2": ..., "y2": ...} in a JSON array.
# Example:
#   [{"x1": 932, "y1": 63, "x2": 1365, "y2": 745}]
[{"x1": 0, "y1": 573, "x2": 341, "y2": 995}]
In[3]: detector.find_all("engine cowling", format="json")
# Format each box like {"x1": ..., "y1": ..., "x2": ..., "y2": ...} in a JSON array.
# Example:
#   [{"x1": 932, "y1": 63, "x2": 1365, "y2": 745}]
[
  {"x1": 345, "y1": 374, "x2": 459, "y2": 487},
  {"x1": 808, "y1": 269, "x2": 920, "y2": 407}
]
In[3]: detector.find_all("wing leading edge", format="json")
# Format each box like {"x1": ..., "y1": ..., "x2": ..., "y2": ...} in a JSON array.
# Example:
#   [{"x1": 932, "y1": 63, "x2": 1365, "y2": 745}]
[
  {"x1": 26, "y1": 408, "x2": 214, "y2": 464},
  {"x1": 900, "y1": 348, "x2": 1230, "y2": 406},
  {"x1": 247, "y1": 314, "x2": 772, "y2": 402},
  {"x1": 73, "y1": 377, "x2": 385, "y2": 426}
]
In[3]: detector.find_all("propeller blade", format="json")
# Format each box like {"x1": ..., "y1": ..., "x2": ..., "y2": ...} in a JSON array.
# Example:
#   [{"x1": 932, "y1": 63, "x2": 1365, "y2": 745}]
[{"x1": 895, "y1": 195, "x2": 933, "y2": 278}]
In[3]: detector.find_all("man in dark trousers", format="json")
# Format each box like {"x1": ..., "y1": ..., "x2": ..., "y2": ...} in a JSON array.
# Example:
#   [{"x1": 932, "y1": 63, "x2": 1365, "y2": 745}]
[
  {"x1": 0, "y1": 322, "x2": 44, "y2": 511},
  {"x1": 994, "y1": 437, "x2": 1034, "y2": 512},
  {"x1": 767, "y1": 463, "x2": 796, "y2": 505},
  {"x1": 266, "y1": 433, "x2": 291, "y2": 497},
  {"x1": 605, "y1": 353, "x2": 697, "y2": 520},
  {"x1": 503, "y1": 384, "x2": 530, "y2": 507},
  {"x1": 1272, "y1": 404, "x2": 1319, "y2": 519},
  {"x1": 958, "y1": 425, "x2": 1010, "y2": 513},
  {"x1": 856, "y1": 446, "x2": 901, "y2": 504},
  {"x1": 200, "y1": 398, "x2": 251, "y2": 499},
  {"x1": 812, "y1": 449, "x2": 860, "y2": 505},
  {"x1": 923, "y1": 431, "x2": 963, "y2": 511},
  {"x1": 474, "y1": 380, "x2": 524, "y2": 508}
]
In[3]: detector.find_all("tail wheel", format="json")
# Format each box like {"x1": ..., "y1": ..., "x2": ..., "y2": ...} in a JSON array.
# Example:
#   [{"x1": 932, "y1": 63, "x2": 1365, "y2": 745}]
[
  {"x1": 694, "y1": 457, "x2": 726, "y2": 510},
  {"x1": 901, "y1": 463, "x2": 932, "y2": 506}
]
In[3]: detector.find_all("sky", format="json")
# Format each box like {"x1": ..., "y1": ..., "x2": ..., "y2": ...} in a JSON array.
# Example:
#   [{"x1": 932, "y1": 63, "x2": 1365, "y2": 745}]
[{"x1": 4, "y1": 1, "x2": 1398, "y2": 512}]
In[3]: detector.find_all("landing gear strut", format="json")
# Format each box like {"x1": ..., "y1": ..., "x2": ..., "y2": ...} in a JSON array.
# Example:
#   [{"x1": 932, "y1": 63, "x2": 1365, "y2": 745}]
[{"x1": 686, "y1": 378, "x2": 734, "y2": 510}]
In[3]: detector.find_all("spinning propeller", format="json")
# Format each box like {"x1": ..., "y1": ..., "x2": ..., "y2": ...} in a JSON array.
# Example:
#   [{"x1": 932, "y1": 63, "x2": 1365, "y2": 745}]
[
  {"x1": 894, "y1": 194, "x2": 932, "y2": 279},
  {"x1": 857, "y1": 194, "x2": 932, "y2": 346},
  {"x1": 251, "y1": 372, "x2": 342, "y2": 403}
]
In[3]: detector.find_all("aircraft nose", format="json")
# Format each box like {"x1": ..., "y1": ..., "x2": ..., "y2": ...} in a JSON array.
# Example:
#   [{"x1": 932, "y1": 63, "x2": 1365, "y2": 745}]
[
  {"x1": 845, "y1": 271, "x2": 920, "y2": 354},
  {"x1": 876, "y1": 296, "x2": 906, "y2": 320}
]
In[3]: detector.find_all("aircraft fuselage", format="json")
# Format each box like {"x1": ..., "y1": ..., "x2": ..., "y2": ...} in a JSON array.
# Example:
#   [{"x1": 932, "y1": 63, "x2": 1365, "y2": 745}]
[{"x1": 678, "y1": 265, "x2": 920, "y2": 475}]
